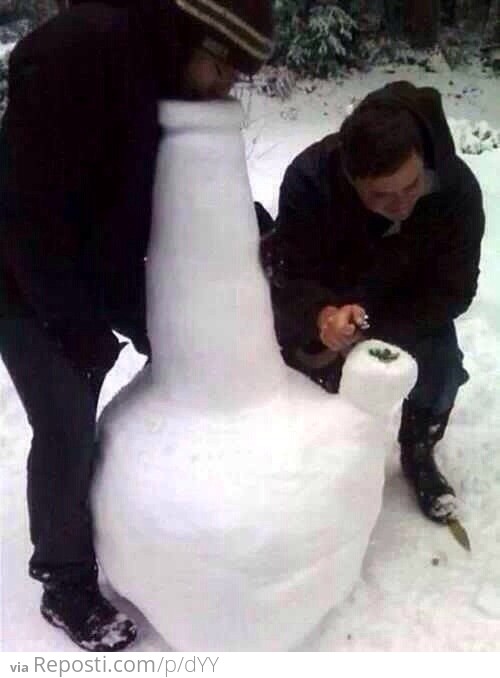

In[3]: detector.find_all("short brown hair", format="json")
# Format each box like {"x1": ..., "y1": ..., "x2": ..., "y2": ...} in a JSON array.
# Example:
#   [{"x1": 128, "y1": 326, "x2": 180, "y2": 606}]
[{"x1": 339, "y1": 99, "x2": 424, "y2": 179}]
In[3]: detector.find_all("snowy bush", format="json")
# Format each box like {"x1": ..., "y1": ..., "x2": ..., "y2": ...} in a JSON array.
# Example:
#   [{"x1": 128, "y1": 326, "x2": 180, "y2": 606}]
[
  {"x1": 0, "y1": 56, "x2": 7, "y2": 117},
  {"x1": 251, "y1": 65, "x2": 296, "y2": 100},
  {"x1": 449, "y1": 118, "x2": 500, "y2": 155},
  {"x1": 272, "y1": 0, "x2": 358, "y2": 78},
  {"x1": 0, "y1": 42, "x2": 14, "y2": 119},
  {"x1": 0, "y1": 20, "x2": 32, "y2": 119}
]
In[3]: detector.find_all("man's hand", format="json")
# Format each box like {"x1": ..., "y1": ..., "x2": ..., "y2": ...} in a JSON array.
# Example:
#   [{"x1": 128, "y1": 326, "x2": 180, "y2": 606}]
[{"x1": 318, "y1": 304, "x2": 368, "y2": 351}]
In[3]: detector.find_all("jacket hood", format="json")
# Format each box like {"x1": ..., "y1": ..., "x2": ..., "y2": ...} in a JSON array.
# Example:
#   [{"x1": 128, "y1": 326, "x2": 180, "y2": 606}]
[{"x1": 361, "y1": 80, "x2": 458, "y2": 188}]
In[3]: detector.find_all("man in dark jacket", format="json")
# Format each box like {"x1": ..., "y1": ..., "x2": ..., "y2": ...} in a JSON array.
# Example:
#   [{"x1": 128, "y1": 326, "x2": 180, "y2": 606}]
[
  {"x1": 260, "y1": 81, "x2": 484, "y2": 528},
  {"x1": 0, "y1": 0, "x2": 274, "y2": 651}
]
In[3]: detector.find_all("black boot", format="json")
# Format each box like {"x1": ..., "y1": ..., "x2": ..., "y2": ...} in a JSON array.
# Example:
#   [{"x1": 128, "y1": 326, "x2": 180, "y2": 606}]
[
  {"x1": 399, "y1": 400, "x2": 457, "y2": 523},
  {"x1": 40, "y1": 571, "x2": 137, "y2": 651}
]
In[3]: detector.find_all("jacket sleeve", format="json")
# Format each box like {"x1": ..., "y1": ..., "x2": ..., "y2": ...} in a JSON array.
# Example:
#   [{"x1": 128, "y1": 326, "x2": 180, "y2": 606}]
[
  {"x1": 363, "y1": 176, "x2": 485, "y2": 346},
  {"x1": 268, "y1": 158, "x2": 344, "y2": 349},
  {"x1": 1, "y1": 38, "x2": 120, "y2": 369}
]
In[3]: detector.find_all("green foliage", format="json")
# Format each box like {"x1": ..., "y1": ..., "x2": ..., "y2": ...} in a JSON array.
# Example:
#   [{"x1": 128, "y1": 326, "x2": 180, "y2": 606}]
[
  {"x1": 336, "y1": 0, "x2": 364, "y2": 19},
  {"x1": 272, "y1": 0, "x2": 358, "y2": 78},
  {"x1": 368, "y1": 347, "x2": 400, "y2": 363}
]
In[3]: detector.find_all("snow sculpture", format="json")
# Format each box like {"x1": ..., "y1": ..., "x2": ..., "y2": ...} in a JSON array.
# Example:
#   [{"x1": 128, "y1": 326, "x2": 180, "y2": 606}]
[
  {"x1": 92, "y1": 100, "x2": 417, "y2": 651},
  {"x1": 340, "y1": 340, "x2": 417, "y2": 417}
]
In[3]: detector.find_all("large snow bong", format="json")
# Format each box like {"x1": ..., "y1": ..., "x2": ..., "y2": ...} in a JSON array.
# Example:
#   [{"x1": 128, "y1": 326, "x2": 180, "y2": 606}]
[{"x1": 92, "y1": 100, "x2": 417, "y2": 651}]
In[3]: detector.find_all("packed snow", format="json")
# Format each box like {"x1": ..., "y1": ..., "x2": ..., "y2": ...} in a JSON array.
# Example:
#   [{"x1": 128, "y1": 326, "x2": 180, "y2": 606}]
[
  {"x1": 1, "y1": 63, "x2": 499, "y2": 651},
  {"x1": 91, "y1": 100, "x2": 418, "y2": 651},
  {"x1": 339, "y1": 340, "x2": 417, "y2": 417}
]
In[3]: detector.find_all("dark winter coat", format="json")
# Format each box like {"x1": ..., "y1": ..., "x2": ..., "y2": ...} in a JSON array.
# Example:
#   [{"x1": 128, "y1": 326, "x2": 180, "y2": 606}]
[
  {"x1": 265, "y1": 81, "x2": 485, "y2": 354},
  {"x1": 0, "y1": 1, "x2": 194, "y2": 370}
]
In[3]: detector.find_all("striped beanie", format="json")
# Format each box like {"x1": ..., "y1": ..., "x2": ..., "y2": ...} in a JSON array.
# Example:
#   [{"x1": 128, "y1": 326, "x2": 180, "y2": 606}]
[{"x1": 173, "y1": 0, "x2": 274, "y2": 75}]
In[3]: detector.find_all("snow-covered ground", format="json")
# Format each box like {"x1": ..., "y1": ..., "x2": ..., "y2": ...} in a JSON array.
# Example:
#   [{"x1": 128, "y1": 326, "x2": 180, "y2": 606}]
[
  {"x1": 1, "y1": 63, "x2": 499, "y2": 652},
  {"x1": 0, "y1": 42, "x2": 14, "y2": 60}
]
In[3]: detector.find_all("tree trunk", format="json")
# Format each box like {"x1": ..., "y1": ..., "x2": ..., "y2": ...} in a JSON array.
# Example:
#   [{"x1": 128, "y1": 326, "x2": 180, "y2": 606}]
[
  {"x1": 31, "y1": 0, "x2": 58, "y2": 25},
  {"x1": 454, "y1": 0, "x2": 490, "y2": 30},
  {"x1": 404, "y1": 0, "x2": 440, "y2": 47},
  {"x1": 383, "y1": 0, "x2": 404, "y2": 36},
  {"x1": 484, "y1": 0, "x2": 500, "y2": 43},
  {"x1": 0, "y1": 1, "x2": 18, "y2": 19},
  {"x1": 356, "y1": 0, "x2": 385, "y2": 31},
  {"x1": 454, "y1": 0, "x2": 476, "y2": 25},
  {"x1": 441, "y1": 0, "x2": 455, "y2": 25}
]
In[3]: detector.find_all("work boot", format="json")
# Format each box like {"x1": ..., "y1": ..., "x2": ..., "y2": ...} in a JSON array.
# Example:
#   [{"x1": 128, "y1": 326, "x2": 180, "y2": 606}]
[
  {"x1": 41, "y1": 575, "x2": 137, "y2": 651},
  {"x1": 398, "y1": 400, "x2": 457, "y2": 523}
]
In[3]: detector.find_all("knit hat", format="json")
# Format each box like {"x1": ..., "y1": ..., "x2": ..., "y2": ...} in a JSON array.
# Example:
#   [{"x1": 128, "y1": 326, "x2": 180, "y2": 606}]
[{"x1": 172, "y1": 0, "x2": 274, "y2": 75}]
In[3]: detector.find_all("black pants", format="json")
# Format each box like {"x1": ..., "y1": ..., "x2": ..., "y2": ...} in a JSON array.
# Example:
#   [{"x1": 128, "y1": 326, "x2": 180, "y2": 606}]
[
  {"x1": 400, "y1": 322, "x2": 469, "y2": 415},
  {"x1": 1, "y1": 315, "x2": 102, "y2": 583}
]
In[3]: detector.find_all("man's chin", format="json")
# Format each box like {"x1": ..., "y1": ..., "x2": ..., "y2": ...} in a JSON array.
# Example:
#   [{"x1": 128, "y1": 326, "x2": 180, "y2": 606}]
[{"x1": 383, "y1": 209, "x2": 413, "y2": 221}]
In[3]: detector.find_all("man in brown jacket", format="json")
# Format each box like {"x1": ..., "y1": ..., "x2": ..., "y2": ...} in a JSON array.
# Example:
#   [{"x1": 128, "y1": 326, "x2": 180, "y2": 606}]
[
  {"x1": 260, "y1": 81, "x2": 484, "y2": 528},
  {"x1": 0, "y1": 0, "x2": 274, "y2": 651}
]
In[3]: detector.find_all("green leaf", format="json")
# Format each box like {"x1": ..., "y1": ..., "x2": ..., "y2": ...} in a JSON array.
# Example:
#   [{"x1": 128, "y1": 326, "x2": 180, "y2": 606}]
[{"x1": 368, "y1": 347, "x2": 400, "y2": 363}]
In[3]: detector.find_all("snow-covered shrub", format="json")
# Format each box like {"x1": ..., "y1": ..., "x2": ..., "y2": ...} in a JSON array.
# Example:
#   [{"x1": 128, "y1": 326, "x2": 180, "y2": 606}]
[
  {"x1": 252, "y1": 65, "x2": 295, "y2": 100},
  {"x1": 272, "y1": 0, "x2": 358, "y2": 78},
  {"x1": 12, "y1": 0, "x2": 57, "y2": 26},
  {"x1": 449, "y1": 118, "x2": 500, "y2": 155},
  {"x1": 0, "y1": 41, "x2": 15, "y2": 119},
  {"x1": 0, "y1": 53, "x2": 8, "y2": 117},
  {"x1": 0, "y1": 16, "x2": 29, "y2": 42},
  {"x1": 0, "y1": 18, "x2": 32, "y2": 119}
]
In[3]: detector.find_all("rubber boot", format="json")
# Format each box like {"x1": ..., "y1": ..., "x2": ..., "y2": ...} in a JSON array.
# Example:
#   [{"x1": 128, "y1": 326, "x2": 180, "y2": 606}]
[{"x1": 398, "y1": 400, "x2": 457, "y2": 523}]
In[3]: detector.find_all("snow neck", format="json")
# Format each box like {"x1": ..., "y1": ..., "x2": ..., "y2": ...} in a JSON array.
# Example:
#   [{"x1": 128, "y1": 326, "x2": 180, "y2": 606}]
[{"x1": 146, "y1": 100, "x2": 285, "y2": 410}]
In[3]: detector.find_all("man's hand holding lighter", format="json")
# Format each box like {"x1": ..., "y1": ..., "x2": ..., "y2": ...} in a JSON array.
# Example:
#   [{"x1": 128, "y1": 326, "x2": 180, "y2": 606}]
[{"x1": 318, "y1": 304, "x2": 369, "y2": 352}]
